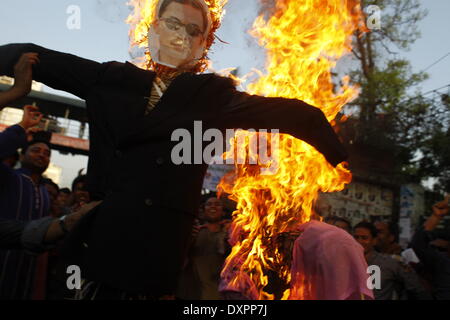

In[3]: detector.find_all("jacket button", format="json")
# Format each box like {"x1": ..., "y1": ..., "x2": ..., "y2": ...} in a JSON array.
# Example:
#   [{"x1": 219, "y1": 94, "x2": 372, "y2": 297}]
[
  {"x1": 144, "y1": 198, "x2": 153, "y2": 207},
  {"x1": 156, "y1": 157, "x2": 164, "y2": 165}
]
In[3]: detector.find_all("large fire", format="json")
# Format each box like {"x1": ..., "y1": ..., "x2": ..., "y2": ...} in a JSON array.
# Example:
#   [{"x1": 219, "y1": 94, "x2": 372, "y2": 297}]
[
  {"x1": 218, "y1": 0, "x2": 364, "y2": 300},
  {"x1": 126, "y1": 0, "x2": 366, "y2": 300}
]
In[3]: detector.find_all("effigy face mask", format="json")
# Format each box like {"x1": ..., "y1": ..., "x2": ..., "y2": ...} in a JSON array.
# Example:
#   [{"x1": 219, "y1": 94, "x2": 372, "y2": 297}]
[{"x1": 148, "y1": 0, "x2": 212, "y2": 70}]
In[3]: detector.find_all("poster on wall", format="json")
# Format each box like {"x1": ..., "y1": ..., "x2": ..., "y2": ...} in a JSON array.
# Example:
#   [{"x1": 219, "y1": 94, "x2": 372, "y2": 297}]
[
  {"x1": 325, "y1": 181, "x2": 395, "y2": 226},
  {"x1": 203, "y1": 163, "x2": 235, "y2": 192}
]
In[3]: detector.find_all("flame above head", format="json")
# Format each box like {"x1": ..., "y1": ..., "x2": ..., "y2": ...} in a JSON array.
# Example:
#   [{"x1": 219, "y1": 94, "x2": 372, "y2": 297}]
[
  {"x1": 218, "y1": 0, "x2": 365, "y2": 300},
  {"x1": 126, "y1": 0, "x2": 228, "y2": 71}
]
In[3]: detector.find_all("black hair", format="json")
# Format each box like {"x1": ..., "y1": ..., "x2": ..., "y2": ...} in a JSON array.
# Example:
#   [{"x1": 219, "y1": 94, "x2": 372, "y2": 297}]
[
  {"x1": 335, "y1": 217, "x2": 352, "y2": 229},
  {"x1": 158, "y1": 0, "x2": 207, "y2": 31},
  {"x1": 374, "y1": 220, "x2": 400, "y2": 242},
  {"x1": 0, "y1": 151, "x2": 19, "y2": 161},
  {"x1": 354, "y1": 221, "x2": 378, "y2": 238},
  {"x1": 72, "y1": 174, "x2": 87, "y2": 192},
  {"x1": 21, "y1": 140, "x2": 51, "y2": 155},
  {"x1": 43, "y1": 178, "x2": 59, "y2": 192},
  {"x1": 385, "y1": 220, "x2": 399, "y2": 242},
  {"x1": 324, "y1": 215, "x2": 337, "y2": 224},
  {"x1": 59, "y1": 187, "x2": 71, "y2": 194}
]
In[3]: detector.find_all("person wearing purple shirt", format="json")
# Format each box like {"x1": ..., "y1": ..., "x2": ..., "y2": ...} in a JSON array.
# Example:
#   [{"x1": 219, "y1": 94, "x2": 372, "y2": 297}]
[{"x1": 0, "y1": 53, "x2": 52, "y2": 299}]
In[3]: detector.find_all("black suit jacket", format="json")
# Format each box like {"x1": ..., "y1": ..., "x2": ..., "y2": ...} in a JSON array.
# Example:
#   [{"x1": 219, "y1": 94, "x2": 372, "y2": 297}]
[{"x1": 0, "y1": 43, "x2": 348, "y2": 294}]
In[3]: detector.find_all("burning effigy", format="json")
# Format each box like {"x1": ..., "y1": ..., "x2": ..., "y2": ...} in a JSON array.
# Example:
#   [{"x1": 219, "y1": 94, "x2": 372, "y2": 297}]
[
  {"x1": 215, "y1": 0, "x2": 366, "y2": 300},
  {"x1": 124, "y1": 0, "x2": 368, "y2": 300}
]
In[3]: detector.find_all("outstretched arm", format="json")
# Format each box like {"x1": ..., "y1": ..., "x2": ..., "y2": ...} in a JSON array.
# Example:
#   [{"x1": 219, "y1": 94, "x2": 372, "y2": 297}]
[
  {"x1": 0, "y1": 201, "x2": 102, "y2": 252},
  {"x1": 0, "y1": 52, "x2": 38, "y2": 109},
  {"x1": 219, "y1": 79, "x2": 348, "y2": 167},
  {"x1": 0, "y1": 43, "x2": 105, "y2": 100}
]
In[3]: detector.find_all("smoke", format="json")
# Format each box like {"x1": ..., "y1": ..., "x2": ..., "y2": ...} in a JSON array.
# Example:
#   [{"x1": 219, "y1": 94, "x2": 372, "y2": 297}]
[
  {"x1": 95, "y1": 0, "x2": 131, "y2": 23},
  {"x1": 257, "y1": 0, "x2": 277, "y2": 16}
]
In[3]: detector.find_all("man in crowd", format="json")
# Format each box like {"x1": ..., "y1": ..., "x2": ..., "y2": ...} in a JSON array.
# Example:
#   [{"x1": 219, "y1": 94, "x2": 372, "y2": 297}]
[
  {"x1": 410, "y1": 195, "x2": 450, "y2": 299},
  {"x1": 0, "y1": 103, "x2": 52, "y2": 299},
  {"x1": 177, "y1": 196, "x2": 230, "y2": 299},
  {"x1": 353, "y1": 221, "x2": 431, "y2": 300},
  {"x1": 333, "y1": 217, "x2": 352, "y2": 234},
  {"x1": 375, "y1": 220, "x2": 402, "y2": 256},
  {"x1": 57, "y1": 188, "x2": 71, "y2": 210},
  {"x1": 70, "y1": 174, "x2": 90, "y2": 211},
  {"x1": 43, "y1": 178, "x2": 63, "y2": 218},
  {"x1": 60, "y1": 175, "x2": 90, "y2": 216},
  {"x1": 0, "y1": 50, "x2": 50, "y2": 299}
]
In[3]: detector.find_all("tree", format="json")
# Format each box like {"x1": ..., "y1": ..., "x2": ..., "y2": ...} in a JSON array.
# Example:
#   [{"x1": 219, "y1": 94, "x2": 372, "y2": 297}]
[
  {"x1": 343, "y1": 0, "x2": 449, "y2": 187},
  {"x1": 416, "y1": 93, "x2": 450, "y2": 192}
]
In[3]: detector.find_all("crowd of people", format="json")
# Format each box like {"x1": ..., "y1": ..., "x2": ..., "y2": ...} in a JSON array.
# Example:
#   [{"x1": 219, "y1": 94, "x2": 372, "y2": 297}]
[
  {"x1": 317, "y1": 196, "x2": 450, "y2": 300},
  {"x1": 0, "y1": 104, "x2": 100, "y2": 299}
]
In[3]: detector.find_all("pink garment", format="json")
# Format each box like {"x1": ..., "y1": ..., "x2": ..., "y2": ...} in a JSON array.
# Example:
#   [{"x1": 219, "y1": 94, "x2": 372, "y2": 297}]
[
  {"x1": 220, "y1": 220, "x2": 374, "y2": 300},
  {"x1": 289, "y1": 220, "x2": 374, "y2": 300}
]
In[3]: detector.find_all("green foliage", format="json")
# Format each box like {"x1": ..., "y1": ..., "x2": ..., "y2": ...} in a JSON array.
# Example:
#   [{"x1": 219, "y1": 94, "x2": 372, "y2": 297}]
[
  {"x1": 344, "y1": 0, "x2": 450, "y2": 191},
  {"x1": 416, "y1": 99, "x2": 450, "y2": 192}
]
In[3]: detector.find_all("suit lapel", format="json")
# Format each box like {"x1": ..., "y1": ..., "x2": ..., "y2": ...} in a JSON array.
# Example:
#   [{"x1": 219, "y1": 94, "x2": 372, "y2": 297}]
[
  {"x1": 118, "y1": 71, "x2": 215, "y2": 147},
  {"x1": 122, "y1": 61, "x2": 155, "y2": 117},
  {"x1": 146, "y1": 72, "x2": 215, "y2": 125}
]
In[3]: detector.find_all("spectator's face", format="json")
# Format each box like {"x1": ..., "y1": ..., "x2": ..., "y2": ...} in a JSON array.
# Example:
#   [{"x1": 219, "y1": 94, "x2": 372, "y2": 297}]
[
  {"x1": 334, "y1": 220, "x2": 351, "y2": 234},
  {"x1": 45, "y1": 184, "x2": 59, "y2": 204},
  {"x1": 57, "y1": 192, "x2": 71, "y2": 207},
  {"x1": 374, "y1": 221, "x2": 393, "y2": 250},
  {"x1": 21, "y1": 143, "x2": 50, "y2": 173},
  {"x1": 150, "y1": 1, "x2": 206, "y2": 68},
  {"x1": 73, "y1": 182, "x2": 89, "y2": 205},
  {"x1": 204, "y1": 197, "x2": 223, "y2": 222},
  {"x1": 45, "y1": 183, "x2": 62, "y2": 216},
  {"x1": 353, "y1": 227, "x2": 375, "y2": 255}
]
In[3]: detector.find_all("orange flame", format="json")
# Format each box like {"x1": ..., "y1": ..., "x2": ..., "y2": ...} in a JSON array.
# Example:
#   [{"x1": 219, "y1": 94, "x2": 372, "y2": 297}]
[{"x1": 218, "y1": 0, "x2": 365, "y2": 300}]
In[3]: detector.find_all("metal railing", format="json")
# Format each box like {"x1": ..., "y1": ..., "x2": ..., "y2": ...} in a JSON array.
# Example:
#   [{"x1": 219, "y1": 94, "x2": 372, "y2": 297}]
[{"x1": 0, "y1": 107, "x2": 89, "y2": 140}]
